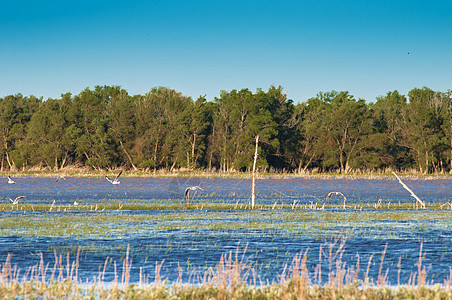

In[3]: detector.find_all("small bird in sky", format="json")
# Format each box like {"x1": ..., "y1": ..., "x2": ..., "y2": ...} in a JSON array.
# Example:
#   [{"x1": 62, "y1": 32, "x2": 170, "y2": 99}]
[
  {"x1": 184, "y1": 186, "x2": 204, "y2": 205},
  {"x1": 8, "y1": 196, "x2": 25, "y2": 205},
  {"x1": 106, "y1": 171, "x2": 122, "y2": 185},
  {"x1": 7, "y1": 176, "x2": 16, "y2": 184}
]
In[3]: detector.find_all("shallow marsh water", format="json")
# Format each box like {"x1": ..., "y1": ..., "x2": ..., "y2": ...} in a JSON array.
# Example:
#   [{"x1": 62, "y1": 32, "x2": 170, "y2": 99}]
[{"x1": 1, "y1": 176, "x2": 451, "y2": 285}]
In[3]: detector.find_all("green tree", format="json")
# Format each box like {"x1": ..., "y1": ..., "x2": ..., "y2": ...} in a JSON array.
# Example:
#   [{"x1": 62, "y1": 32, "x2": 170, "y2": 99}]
[
  {"x1": 210, "y1": 88, "x2": 279, "y2": 171},
  {"x1": 0, "y1": 94, "x2": 41, "y2": 170},
  {"x1": 26, "y1": 95, "x2": 74, "y2": 169},
  {"x1": 372, "y1": 91, "x2": 409, "y2": 169},
  {"x1": 71, "y1": 86, "x2": 117, "y2": 169},
  {"x1": 294, "y1": 97, "x2": 325, "y2": 172},
  {"x1": 301, "y1": 91, "x2": 373, "y2": 173},
  {"x1": 401, "y1": 87, "x2": 444, "y2": 173},
  {"x1": 439, "y1": 90, "x2": 452, "y2": 172},
  {"x1": 133, "y1": 87, "x2": 192, "y2": 170},
  {"x1": 105, "y1": 89, "x2": 137, "y2": 170}
]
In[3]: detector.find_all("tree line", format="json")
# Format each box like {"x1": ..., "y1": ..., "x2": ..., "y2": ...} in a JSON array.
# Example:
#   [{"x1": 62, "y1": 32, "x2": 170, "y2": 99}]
[{"x1": 1, "y1": 85, "x2": 451, "y2": 173}]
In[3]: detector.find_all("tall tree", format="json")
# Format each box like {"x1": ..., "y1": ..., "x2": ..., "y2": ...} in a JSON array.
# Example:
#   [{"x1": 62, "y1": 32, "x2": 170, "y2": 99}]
[
  {"x1": 372, "y1": 91, "x2": 409, "y2": 169},
  {"x1": 303, "y1": 91, "x2": 373, "y2": 173},
  {"x1": 0, "y1": 94, "x2": 41, "y2": 170},
  {"x1": 26, "y1": 95, "x2": 73, "y2": 169},
  {"x1": 401, "y1": 87, "x2": 444, "y2": 173},
  {"x1": 71, "y1": 86, "x2": 117, "y2": 169},
  {"x1": 439, "y1": 90, "x2": 452, "y2": 172},
  {"x1": 294, "y1": 97, "x2": 325, "y2": 172},
  {"x1": 105, "y1": 89, "x2": 137, "y2": 170},
  {"x1": 133, "y1": 87, "x2": 191, "y2": 170}
]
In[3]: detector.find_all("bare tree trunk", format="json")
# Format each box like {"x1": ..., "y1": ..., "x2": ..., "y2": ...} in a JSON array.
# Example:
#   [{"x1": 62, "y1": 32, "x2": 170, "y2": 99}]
[
  {"x1": 119, "y1": 140, "x2": 137, "y2": 170},
  {"x1": 186, "y1": 152, "x2": 190, "y2": 168},
  {"x1": 153, "y1": 140, "x2": 159, "y2": 162},
  {"x1": 208, "y1": 152, "x2": 212, "y2": 170},
  {"x1": 61, "y1": 153, "x2": 67, "y2": 169},
  {"x1": 5, "y1": 146, "x2": 13, "y2": 169},
  {"x1": 251, "y1": 135, "x2": 259, "y2": 209},
  {"x1": 191, "y1": 133, "x2": 197, "y2": 168},
  {"x1": 425, "y1": 151, "x2": 429, "y2": 174}
]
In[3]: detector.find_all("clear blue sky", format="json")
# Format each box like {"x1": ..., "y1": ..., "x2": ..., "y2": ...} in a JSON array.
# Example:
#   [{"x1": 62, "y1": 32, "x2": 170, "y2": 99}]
[{"x1": 1, "y1": 0, "x2": 451, "y2": 103}]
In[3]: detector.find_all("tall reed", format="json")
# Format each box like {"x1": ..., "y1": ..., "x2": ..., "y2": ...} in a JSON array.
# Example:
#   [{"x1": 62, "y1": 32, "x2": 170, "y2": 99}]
[{"x1": 0, "y1": 243, "x2": 451, "y2": 299}]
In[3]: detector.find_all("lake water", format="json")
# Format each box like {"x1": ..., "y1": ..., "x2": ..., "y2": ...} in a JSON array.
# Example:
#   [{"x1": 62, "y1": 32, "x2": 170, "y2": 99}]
[{"x1": 1, "y1": 176, "x2": 451, "y2": 286}]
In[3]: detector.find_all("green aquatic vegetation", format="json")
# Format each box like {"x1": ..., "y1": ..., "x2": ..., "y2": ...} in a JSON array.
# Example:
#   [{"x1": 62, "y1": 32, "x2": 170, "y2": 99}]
[{"x1": 0, "y1": 208, "x2": 450, "y2": 243}]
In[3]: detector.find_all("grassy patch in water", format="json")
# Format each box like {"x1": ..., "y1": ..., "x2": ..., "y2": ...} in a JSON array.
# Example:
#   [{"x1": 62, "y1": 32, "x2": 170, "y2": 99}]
[
  {"x1": 0, "y1": 207, "x2": 450, "y2": 241},
  {"x1": 1, "y1": 200, "x2": 451, "y2": 212}
]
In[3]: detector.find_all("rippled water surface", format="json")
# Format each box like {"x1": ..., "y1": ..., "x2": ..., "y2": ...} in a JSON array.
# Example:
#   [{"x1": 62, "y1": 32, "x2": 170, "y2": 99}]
[{"x1": 1, "y1": 176, "x2": 451, "y2": 285}]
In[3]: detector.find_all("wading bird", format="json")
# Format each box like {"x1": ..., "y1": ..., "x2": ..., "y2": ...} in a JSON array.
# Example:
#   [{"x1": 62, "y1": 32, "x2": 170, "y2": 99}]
[
  {"x1": 8, "y1": 196, "x2": 25, "y2": 205},
  {"x1": 7, "y1": 176, "x2": 16, "y2": 184},
  {"x1": 184, "y1": 186, "x2": 204, "y2": 205},
  {"x1": 106, "y1": 171, "x2": 122, "y2": 185}
]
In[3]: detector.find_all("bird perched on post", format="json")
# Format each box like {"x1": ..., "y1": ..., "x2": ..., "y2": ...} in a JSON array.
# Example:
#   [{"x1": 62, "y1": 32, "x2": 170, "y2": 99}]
[{"x1": 184, "y1": 186, "x2": 204, "y2": 205}]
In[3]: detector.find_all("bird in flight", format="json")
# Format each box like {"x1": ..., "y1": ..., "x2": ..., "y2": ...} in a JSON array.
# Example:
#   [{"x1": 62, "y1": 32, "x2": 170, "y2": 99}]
[
  {"x1": 326, "y1": 191, "x2": 346, "y2": 200},
  {"x1": 8, "y1": 196, "x2": 25, "y2": 205},
  {"x1": 326, "y1": 192, "x2": 347, "y2": 209},
  {"x1": 56, "y1": 175, "x2": 66, "y2": 182},
  {"x1": 106, "y1": 171, "x2": 122, "y2": 185},
  {"x1": 7, "y1": 176, "x2": 16, "y2": 184},
  {"x1": 184, "y1": 186, "x2": 204, "y2": 205}
]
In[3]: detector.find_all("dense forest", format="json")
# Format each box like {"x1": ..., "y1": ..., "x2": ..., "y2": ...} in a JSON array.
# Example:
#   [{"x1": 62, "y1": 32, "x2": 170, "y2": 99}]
[{"x1": 1, "y1": 85, "x2": 452, "y2": 174}]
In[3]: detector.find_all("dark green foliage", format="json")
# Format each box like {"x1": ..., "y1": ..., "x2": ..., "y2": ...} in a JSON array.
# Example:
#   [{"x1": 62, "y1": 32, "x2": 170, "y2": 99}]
[{"x1": 1, "y1": 85, "x2": 452, "y2": 173}]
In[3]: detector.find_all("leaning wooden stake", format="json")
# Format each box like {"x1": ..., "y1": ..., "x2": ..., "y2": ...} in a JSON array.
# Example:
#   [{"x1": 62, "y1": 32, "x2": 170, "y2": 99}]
[
  {"x1": 392, "y1": 172, "x2": 425, "y2": 209},
  {"x1": 251, "y1": 135, "x2": 259, "y2": 209}
]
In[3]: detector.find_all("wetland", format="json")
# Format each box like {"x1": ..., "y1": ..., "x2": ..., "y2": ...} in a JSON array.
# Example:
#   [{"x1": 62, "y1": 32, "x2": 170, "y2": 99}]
[{"x1": 1, "y1": 175, "x2": 452, "y2": 289}]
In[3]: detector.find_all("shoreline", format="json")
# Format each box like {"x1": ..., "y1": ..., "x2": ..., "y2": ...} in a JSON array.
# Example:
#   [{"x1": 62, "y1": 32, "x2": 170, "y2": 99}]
[{"x1": 2, "y1": 168, "x2": 452, "y2": 180}]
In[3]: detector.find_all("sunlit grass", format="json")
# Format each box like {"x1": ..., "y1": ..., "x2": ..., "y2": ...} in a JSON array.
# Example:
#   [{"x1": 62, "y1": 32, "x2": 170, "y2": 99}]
[
  {"x1": 0, "y1": 205, "x2": 450, "y2": 240},
  {"x1": 5, "y1": 167, "x2": 452, "y2": 179},
  {"x1": 0, "y1": 243, "x2": 451, "y2": 299}
]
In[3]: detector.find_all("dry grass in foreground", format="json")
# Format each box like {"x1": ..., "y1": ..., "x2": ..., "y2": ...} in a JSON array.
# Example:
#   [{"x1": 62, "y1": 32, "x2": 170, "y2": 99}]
[{"x1": 1, "y1": 244, "x2": 452, "y2": 299}]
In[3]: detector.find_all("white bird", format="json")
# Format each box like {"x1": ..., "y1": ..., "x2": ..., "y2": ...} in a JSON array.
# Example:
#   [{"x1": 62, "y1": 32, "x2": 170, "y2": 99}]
[
  {"x1": 8, "y1": 196, "x2": 25, "y2": 205},
  {"x1": 184, "y1": 186, "x2": 204, "y2": 205},
  {"x1": 326, "y1": 192, "x2": 346, "y2": 200},
  {"x1": 73, "y1": 200, "x2": 81, "y2": 206},
  {"x1": 7, "y1": 176, "x2": 16, "y2": 184},
  {"x1": 56, "y1": 175, "x2": 66, "y2": 182},
  {"x1": 105, "y1": 171, "x2": 122, "y2": 185},
  {"x1": 326, "y1": 192, "x2": 347, "y2": 209}
]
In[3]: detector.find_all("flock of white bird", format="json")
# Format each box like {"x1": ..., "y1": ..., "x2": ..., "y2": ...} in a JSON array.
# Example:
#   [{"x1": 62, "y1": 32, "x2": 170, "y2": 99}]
[
  {"x1": 5, "y1": 172, "x2": 205, "y2": 206},
  {"x1": 6, "y1": 173, "x2": 352, "y2": 208}
]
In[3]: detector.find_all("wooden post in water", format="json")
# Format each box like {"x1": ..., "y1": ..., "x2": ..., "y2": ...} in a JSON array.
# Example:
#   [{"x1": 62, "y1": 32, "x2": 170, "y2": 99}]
[{"x1": 251, "y1": 135, "x2": 259, "y2": 209}]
